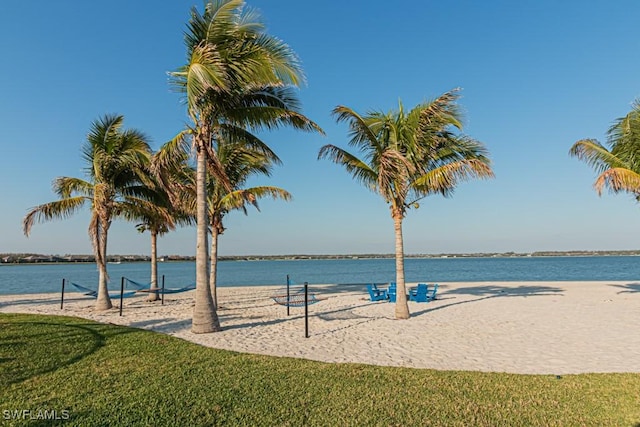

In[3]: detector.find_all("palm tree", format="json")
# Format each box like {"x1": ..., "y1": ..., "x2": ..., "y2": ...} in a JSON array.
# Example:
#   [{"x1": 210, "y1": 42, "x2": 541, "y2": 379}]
[
  {"x1": 570, "y1": 100, "x2": 640, "y2": 197},
  {"x1": 207, "y1": 141, "x2": 291, "y2": 307},
  {"x1": 23, "y1": 114, "x2": 151, "y2": 310},
  {"x1": 169, "y1": 0, "x2": 322, "y2": 333},
  {"x1": 122, "y1": 158, "x2": 195, "y2": 301},
  {"x1": 319, "y1": 89, "x2": 493, "y2": 319}
]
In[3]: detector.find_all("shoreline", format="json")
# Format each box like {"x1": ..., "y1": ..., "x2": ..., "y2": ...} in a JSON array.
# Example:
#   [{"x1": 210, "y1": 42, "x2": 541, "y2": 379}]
[
  {"x1": 4, "y1": 250, "x2": 640, "y2": 265},
  {"x1": 1, "y1": 281, "x2": 639, "y2": 375}
]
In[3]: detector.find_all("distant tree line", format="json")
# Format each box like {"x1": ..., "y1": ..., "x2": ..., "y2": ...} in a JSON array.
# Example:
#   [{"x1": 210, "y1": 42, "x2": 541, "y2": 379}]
[{"x1": 4, "y1": 250, "x2": 640, "y2": 264}]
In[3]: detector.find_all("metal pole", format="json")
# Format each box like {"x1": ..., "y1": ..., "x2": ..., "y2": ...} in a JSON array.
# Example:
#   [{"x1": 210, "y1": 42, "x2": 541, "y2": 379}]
[
  {"x1": 119, "y1": 277, "x2": 124, "y2": 317},
  {"x1": 286, "y1": 274, "x2": 290, "y2": 316},
  {"x1": 161, "y1": 275, "x2": 165, "y2": 306},
  {"x1": 304, "y1": 282, "x2": 309, "y2": 338},
  {"x1": 60, "y1": 278, "x2": 65, "y2": 310}
]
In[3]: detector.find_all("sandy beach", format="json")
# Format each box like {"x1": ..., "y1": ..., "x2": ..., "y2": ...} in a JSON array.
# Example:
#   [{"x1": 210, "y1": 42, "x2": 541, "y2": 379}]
[{"x1": 1, "y1": 281, "x2": 639, "y2": 375}]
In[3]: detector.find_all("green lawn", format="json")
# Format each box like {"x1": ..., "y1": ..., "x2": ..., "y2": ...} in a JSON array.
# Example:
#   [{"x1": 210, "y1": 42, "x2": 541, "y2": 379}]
[{"x1": 1, "y1": 313, "x2": 639, "y2": 426}]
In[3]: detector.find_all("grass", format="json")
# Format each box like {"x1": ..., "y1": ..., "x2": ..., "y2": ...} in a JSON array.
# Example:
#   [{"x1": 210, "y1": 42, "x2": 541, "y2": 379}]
[{"x1": 1, "y1": 313, "x2": 639, "y2": 426}]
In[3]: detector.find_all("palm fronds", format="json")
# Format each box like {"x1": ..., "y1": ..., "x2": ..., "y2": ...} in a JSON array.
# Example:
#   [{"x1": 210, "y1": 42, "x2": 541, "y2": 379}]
[
  {"x1": 571, "y1": 100, "x2": 640, "y2": 198},
  {"x1": 569, "y1": 139, "x2": 626, "y2": 175},
  {"x1": 23, "y1": 197, "x2": 88, "y2": 237},
  {"x1": 324, "y1": 90, "x2": 492, "y2": 211},
  {"x1": 594, "y1": 168, "x2": 640, "y2": 196}
]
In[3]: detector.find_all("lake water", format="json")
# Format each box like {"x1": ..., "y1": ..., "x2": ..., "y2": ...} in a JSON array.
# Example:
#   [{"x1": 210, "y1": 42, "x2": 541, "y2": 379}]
[{"x1": 1, "y1": 255, "x2": 639, "y2": 295}]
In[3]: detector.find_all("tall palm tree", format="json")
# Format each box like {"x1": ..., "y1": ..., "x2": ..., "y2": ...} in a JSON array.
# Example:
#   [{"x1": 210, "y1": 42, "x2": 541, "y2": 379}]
[
  {"x1": 23, "y1": 114, "x2": 151, "y2": 310},
  {"x1": 319, "y1": 89, "x2": 493, "y2": 319},
  {"x1": 207, "y1": 141, "x2": 291, "y2": 307},
  {"x1": 169, "y1": 0, "x2": 322, "y2": 333},
  {"x1": 570, "y1": 100, "x2": 640, "y2": 197}
]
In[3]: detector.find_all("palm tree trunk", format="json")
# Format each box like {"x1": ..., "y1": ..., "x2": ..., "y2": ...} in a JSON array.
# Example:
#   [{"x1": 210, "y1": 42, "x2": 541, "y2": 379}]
[
  {"x1": 393, "y1": 211, "x2": 410, "y2": 319},
  {"x1": 209, "y1": 224, "x2": 219, "y2": 309},
  {"x1": 95, "y1": 220, "x2": 112, "y2": 310},
  {"x1": 148, "y1": 230, "x2": 159, "y2": 302},
  {"x1": 96, "y1": 260, "x2": 111, "y2": 310},
  {"x1": 192, "y1": 139, "x2": 221, "y2": 333}
]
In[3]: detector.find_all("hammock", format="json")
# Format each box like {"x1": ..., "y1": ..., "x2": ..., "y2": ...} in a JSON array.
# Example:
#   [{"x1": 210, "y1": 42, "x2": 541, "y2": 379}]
[
  {"x1": 271, "y1": 286, "x2": 319, "y2": 307},
  {"x1": 124, "y1": 278, "x2": 195, "y2": 294},
  {"x1": 139, "y1": 284, "x2": 196, "y2": 294},
  {"x1": 69, "y1": 282, "x2": 138, "y2": 298},
  {"x1": 124, "y1": 278, "x2": 152, "y2": 290}
]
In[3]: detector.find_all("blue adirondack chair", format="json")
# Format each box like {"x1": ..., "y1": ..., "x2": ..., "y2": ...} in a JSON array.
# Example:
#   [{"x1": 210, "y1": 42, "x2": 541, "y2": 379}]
[
  {"x1": 387, "y1": 282, "x2": 397, "y2": 302},
  {"x1": 367, "y1": 284, "x2": 387, "y2": 301},
  {"x1": 409, "y1": 283, "x2": 429, "y2": 302},
  {"x1": 426, "y1": 283, "x2": 439, "y2": 301}
]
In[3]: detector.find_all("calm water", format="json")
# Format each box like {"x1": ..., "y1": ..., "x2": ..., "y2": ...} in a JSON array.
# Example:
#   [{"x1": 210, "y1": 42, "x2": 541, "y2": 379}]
[{"x1": 1, "y1": 256, "x2": 640, "y2": 295}]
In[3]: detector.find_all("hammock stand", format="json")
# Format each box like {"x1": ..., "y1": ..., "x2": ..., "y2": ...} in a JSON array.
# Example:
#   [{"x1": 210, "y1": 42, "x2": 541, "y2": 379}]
[
  {"x1": 124, "y1": 276, "x2": 196, "y2": 305},
  {"x1": 61, "y1": 278, "x2": 138, "y2": 316},
  {"x1": 271, "y1": 290, "x2": 318, "y2": 307},
  {"x1": 271, "y1": 277, "x2": 316, "y2": 338},
  {"x1": 67, "y1": 280, "x2": 137, "y2": 299}
]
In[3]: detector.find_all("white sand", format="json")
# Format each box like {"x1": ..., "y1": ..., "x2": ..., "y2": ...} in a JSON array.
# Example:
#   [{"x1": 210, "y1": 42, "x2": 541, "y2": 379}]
[{"x1": 1, "y1": 281, "x2": 639, "y2": 375}]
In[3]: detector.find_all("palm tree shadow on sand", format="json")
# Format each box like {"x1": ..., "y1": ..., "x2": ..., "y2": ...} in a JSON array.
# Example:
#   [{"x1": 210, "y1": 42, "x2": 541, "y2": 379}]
[
  {"x1": 410, "y1": 284, "x2": 565, "y2": 318},
  {"x1": 0, "y1": 296, "x2": 91, "y2": 309},
  {"x1": 609, "y1": 283, "x2": 640, "y2": 294}
]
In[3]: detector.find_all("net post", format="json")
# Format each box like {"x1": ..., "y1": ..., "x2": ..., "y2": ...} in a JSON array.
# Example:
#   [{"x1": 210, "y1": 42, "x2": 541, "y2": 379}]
[
  {"x1": 119, "y1": 277, "x2": 124, "y2": 317},
  {"x1": 60, "y1": 278, "x2": 65, "y2": 310},
  {"x1": 161, "y1": 275, "x2": 165, "y2": 305},
  {"x1": 286, "y1": 274, "x2": 290, "y2": 316},
  {"x1": 304, "y1": 282, "x2": 309, "y2": 338}
]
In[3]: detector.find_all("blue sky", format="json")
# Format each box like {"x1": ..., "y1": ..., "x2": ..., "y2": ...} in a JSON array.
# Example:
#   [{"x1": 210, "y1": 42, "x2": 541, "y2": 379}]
[{"x1": 2, "y1": 0, "x2": 640, "y2": 256}]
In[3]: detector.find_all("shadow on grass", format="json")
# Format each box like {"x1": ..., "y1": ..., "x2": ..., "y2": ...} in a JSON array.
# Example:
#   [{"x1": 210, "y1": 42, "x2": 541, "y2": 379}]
[
  {"x1": 0, "y1": 316, "x2": 135, "y2": 386},
  {"x1": 609, "y1": 283, "x2": 640, "y2": 294},
  {"x1": 410, "y1": 284, "x2": 565, "y2": 318}
]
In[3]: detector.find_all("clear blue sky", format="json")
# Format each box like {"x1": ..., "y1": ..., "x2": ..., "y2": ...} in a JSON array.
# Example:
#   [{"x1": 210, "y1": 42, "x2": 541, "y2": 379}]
[{"x1": 2, "y1": 0, "x2": 640, "y2": 256}]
